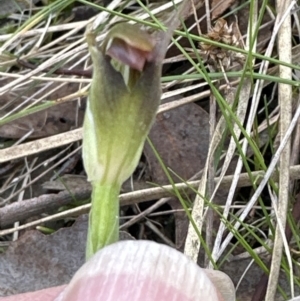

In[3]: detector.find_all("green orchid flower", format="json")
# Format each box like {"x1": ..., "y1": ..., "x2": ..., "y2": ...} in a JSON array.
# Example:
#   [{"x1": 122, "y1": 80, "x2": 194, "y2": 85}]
[
  {"x1": 83, "y1": 24, "x2": 161, "y2": 186},
  {"x1": 83, "y1": 23, "x2": 162, "y2": 259}
]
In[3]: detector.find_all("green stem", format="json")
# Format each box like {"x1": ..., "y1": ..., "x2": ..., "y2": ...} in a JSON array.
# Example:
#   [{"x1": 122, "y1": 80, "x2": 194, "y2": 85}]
[{"x1": 86, "y1": 181, "x2": 121, "y2": 260}]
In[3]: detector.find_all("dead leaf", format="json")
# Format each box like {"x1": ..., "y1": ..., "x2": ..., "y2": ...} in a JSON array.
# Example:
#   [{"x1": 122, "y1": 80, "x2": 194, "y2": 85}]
[
  {"x1": 0, "y1": 215, "x2": 133, "y2": 297},
  {"x1": 0, "y1": 101, "x2": 84, "y2": 139},
  {"x1": 0, "y1": 215, "x2": 87, "y2": 297},
  {"x1": 144, "y1": 103, "x2": 210, "y2": 184}
]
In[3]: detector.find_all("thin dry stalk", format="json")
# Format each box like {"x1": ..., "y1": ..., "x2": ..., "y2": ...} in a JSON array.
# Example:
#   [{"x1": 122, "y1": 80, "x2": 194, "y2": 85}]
[{"x1": 265, "y1": 0, "x2": 294, "y2": 300}]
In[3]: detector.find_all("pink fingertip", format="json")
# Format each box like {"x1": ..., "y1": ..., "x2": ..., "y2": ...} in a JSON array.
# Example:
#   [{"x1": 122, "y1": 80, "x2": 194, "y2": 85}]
[{"x1": 58, "y1": 241, "x2": 225, "y2": 301}]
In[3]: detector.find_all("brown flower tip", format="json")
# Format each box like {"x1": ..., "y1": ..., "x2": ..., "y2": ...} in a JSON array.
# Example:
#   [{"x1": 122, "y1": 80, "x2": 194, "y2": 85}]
[{"x1": 104, "y1": 23, "x2": 155, "y2": 72}]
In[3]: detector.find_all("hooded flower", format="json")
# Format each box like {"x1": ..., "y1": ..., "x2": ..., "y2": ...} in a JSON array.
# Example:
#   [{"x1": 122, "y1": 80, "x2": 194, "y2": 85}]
[{"x1": 82, "y1": 23, "x2": 162, "y2": 187}]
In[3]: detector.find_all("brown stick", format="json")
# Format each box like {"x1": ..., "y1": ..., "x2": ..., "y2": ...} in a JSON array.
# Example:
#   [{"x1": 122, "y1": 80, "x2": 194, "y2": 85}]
[
  {"x1": 2, "y1": 166, "x2": 300, "y2": 229},
  {"x1": 0, "y1": 188, "x2": 91, "y2": 229}
]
